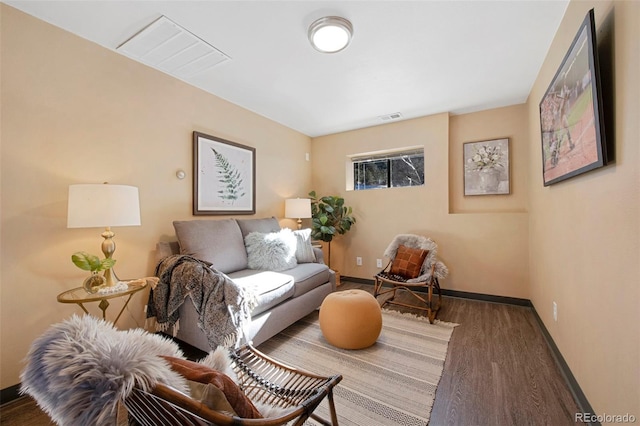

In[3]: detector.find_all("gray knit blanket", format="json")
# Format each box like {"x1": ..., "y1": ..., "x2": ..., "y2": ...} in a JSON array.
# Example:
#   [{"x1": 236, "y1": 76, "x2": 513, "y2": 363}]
[{"x1": 147, "y1": 255, "x2": 256, "y2": 349}]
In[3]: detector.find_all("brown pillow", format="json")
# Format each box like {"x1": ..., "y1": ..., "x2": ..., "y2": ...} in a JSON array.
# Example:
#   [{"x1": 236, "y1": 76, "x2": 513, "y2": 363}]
[
  {"x1": 161, "y1": 356, "x2": 263, "y2": 419},
  {"x1": 389, "y1": 245, "x2": 428, "y2": 279}
]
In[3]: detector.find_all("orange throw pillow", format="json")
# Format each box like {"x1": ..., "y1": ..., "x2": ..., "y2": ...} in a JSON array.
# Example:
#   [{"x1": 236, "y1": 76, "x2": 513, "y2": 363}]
[
  {"x1": 161, "y1": 356, "x2": 263, "y2": 419},
  {"x1": 389, "y1": 245, "x2": 428, "y2": 279}
]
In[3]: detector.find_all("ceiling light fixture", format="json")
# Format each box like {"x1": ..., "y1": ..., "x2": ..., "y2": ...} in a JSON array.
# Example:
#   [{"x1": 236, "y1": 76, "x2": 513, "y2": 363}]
[{"x1": 308, "y1": 16, "x2": 353, "y2": 53}]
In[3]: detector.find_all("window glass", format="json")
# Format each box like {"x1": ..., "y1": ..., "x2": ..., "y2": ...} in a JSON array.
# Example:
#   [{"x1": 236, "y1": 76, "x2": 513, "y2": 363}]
[
  {"x1": 351, "y1": 149, "x2": 424, "y2": 191},
  {"x1": 354, "y1": 159, "x2": 388, "y2": 190},
  {"x1": 390, "y1": 153, "x2": 424, "y2": 187}
]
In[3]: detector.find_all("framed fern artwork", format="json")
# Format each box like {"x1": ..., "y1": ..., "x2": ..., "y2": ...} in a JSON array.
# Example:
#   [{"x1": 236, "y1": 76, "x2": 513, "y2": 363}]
[{"x1": 193, "y1": 131, "x2": 256, "y2": 215}]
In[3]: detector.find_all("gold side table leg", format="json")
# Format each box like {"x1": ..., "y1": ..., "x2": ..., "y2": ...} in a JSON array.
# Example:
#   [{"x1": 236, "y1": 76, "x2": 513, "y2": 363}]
[
  {"x1": 113, "y1": 294, "x2": 135, "y2": 325},
  {"x1": 77, "y1": 303, "x2": 90, "y2": 315},
  {"x1": 98, "y1": 299, "x2": 110, "y2": 320}
]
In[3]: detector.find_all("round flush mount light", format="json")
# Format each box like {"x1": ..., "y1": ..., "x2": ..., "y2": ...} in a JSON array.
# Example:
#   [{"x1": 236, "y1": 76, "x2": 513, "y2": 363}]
[{"x1": 308, "y1": 16, "x2": 353, "y2": 53}]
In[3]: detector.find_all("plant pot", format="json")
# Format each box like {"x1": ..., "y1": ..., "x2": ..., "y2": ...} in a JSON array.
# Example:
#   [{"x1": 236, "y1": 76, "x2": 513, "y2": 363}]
[
  {"x1": 83, "y1": 272, "x2": 105, "y2": 294},
  {"x1": 333, "y1": 270, "x2": 341, "y2": 287}
]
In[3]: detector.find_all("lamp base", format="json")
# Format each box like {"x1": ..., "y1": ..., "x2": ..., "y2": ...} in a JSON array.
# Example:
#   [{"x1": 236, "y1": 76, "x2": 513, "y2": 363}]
[
  {"x1": 103, "y1": 267, "x2": 120, "y2": 287},
  {"x1": 101, "y1": 226, "x2": 119, "y2": 287}
]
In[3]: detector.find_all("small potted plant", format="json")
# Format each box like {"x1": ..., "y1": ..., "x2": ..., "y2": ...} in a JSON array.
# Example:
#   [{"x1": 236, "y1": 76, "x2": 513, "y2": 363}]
[{"x1": 71, "y1": 252, "x2": 116, "y2": 293}]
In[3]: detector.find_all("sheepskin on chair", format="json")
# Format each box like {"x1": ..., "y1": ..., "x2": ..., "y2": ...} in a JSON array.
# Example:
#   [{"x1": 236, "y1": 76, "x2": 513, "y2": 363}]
[
  {"x1": 20, "y1": 315, "x2": 190, "y2": 426},
  {"x1": 383, "y1": 234, "x2": 449, "y2": 282}
]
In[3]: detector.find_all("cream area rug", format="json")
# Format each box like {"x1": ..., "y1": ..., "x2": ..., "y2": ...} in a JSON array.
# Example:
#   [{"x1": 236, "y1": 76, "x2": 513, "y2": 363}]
[{"x1": 257, "y1": 309, "x2": 458, "y2": 426}]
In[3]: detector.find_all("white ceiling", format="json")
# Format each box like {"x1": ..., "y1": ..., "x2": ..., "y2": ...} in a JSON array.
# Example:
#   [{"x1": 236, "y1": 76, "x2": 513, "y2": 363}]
[{"x1": 4, "y1": 0, "x2": 569, "y2": 137}]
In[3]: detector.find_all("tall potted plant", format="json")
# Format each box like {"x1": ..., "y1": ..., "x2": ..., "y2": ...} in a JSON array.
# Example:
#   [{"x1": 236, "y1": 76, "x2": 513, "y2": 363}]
[{"x1": 308, "y1": 191, "x2": 356, "y2": 269}]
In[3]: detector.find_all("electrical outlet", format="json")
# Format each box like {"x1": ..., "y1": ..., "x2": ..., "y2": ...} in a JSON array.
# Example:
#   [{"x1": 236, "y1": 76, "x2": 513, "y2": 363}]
[
  {"x1": 356, "y1": 257, "x2": 363, "y2": 266},
  {"x1": 553, "y1": 301, "x2": 558, "y2": 322},
  {"x1": 376, "y1": 259, "x2": 383, "y2": 268}
]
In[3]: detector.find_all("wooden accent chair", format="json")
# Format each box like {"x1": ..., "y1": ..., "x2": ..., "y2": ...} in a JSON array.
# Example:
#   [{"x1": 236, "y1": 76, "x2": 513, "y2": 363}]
[
  {"x1": 373, "y1": 234, "x2": 448, "y2": 323},
  {"x1": 124, "y1": 344, "x2": 342, "y2": 426}
]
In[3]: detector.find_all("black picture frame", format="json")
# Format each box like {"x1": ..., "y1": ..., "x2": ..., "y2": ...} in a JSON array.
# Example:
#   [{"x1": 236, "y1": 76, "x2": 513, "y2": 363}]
[
  {"x1": 193, "y1": 131, "x2": 256, "y2": 215},
  {"x1": 539, "y1": 9, "x2": 607, "y2": 186}
]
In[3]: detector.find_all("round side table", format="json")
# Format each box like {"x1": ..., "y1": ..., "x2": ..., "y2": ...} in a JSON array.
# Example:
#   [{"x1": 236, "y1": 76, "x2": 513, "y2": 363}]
[{"x1": 57, "y1": 278, "x2": 151, "y2": 324}]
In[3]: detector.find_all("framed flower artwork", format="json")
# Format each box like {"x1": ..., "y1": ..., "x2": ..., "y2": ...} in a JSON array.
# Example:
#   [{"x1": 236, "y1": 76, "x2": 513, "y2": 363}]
[{"x1": 463, "y1": 138, "x2": 510, "y2": 196}]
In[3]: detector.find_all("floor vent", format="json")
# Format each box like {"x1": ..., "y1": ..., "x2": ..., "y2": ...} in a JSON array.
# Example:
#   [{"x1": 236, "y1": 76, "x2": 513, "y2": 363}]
[{"x1": 116, "y1": 15, "x2": 229, "y2": 78}]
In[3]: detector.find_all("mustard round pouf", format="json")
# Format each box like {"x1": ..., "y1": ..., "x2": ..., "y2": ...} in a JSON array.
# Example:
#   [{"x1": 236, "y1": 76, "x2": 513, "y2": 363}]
[{"x1": 319, "y1": 289, "x2": 382, "y2": 349}]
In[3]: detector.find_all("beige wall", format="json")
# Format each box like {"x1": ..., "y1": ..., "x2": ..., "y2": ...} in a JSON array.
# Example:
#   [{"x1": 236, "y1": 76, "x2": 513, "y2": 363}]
[
  {"x1": 526, "y1": 0, "x2": 639, "y2": 417},
  {"x1": 449, "y1": 104, "x2": 529, "y2": 214},
  {"x1": 0, "y1": 5, "x2": 311, "y2": 388},
  {"x1": 310, "y1": 109, "x2": 530, "y2": 300}
]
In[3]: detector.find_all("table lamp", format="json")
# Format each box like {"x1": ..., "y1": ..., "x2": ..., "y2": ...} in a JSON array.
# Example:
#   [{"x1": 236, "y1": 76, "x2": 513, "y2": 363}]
[
  {"x1": 285, "y1": 198, "x2": 311, "y2": 230},
  {"x1": 67, "y1": 183, "x2": 141, "y2": 287}
]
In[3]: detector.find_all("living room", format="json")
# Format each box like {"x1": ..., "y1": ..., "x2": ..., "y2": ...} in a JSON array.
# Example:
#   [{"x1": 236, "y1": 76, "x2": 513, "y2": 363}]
[{"x1": 1, "y1": 0, "x2": 638, "y2": 423}]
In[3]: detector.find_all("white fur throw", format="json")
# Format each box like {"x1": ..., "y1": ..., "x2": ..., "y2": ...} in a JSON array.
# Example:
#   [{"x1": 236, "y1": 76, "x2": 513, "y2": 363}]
[
  {"x1": 245, "y1": 229, "x2": 297, "y2": 271},
  {"x1": 200, "y1": 346, "x2": 239, "y2": 383},
  {"x1": 20, "y1": 315, "x2": 189, "y2": 426},
  {"x1": 383, "y1": 234, "x2": 449, "y2": 282}
]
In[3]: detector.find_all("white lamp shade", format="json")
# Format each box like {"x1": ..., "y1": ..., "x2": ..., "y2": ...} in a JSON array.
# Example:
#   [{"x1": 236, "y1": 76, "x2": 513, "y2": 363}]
[
  {"x1": 285, "y1": 198, "x2": 311, "y2": 219},
  {"x1": 67, "y1": 184, "x2": 141, "y2": 228}
]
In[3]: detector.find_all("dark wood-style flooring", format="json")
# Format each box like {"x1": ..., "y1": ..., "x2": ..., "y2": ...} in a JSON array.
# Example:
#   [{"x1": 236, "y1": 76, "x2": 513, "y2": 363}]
[
  {"x1": 341, "y1": 282, "x2": 584, "y2": 426},
  {"x1": 1, "y1": 281, "x2": 583, "y2": 425}
]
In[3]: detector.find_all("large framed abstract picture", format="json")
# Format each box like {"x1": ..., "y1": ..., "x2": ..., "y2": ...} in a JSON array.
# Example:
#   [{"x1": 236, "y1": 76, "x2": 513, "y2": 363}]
[
  {"x1": 193, "y1": 131, "x2": 256, "y2": 215},
  {"x1": 539, "y1": 9, "x2": 607, "y2": 186}
]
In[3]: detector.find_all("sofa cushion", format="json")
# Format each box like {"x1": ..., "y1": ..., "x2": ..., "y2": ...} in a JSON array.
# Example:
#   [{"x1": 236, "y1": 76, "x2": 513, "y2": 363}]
[
  {"x1": 174, "y1": 219, "x2": 248, "y2": 274},
  {"x1": 245, "y1": 229, "x2": 297, "y2": 272},
  {"x1": 156, "y1": 241, "x2": 180, "y2": 264},
  {"x1": 293, "y1": 229, "x2": 316, "y2": 263},
  {"x1": 229, "y1": 270, "x2": 295, "y2": 316},
  {"x1": 236, "y1": 217, "x2": 281, "y2": 239},
  {"x1": 287, "y1": 263, "x2": 332, "y2": 297}
]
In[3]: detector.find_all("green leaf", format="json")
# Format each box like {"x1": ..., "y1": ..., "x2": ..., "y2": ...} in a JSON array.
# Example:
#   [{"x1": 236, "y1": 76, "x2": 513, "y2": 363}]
[
  {"x1": 71, "y1": 251, "x2": 115, "y2": 272},
  {"x1": 100, "y1": 258, "x2": 116, "y2": 270},
  {"x1": 72, "y1": 252, "x2": 102, "y2": 272},
  {"x1": 320, "y1": 225, "x2": 335, "y2": 235},
  {"x1": 71, "y1": 252, "x2": 94, "y2": 271}
]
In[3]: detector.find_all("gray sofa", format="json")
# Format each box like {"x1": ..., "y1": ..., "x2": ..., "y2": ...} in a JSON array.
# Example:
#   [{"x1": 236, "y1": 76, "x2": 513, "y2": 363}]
[{"x1": 156, "y1": 217, "x2": 336, "y2": 351}]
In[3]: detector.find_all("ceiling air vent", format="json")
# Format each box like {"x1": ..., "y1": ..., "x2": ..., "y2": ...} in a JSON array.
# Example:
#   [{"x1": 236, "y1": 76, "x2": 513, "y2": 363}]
[
  {"x1": 378, "y1": 112, "x2": 403, "y2": 122},
  {"x1": 117, "y1": 16, "x2": 229, "y2": 78}
]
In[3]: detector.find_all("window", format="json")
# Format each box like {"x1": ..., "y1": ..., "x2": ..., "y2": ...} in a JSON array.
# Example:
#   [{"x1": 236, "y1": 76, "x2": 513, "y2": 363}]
[{"x1": 351, "y1": 148, "x2": 424, "y2": 190}]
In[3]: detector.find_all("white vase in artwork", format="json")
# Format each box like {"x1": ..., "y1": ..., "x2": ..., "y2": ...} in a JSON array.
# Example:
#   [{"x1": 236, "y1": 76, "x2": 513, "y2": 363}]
[{"x1": 478, "y1": 168, "x2": 501, "y2": 193}]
